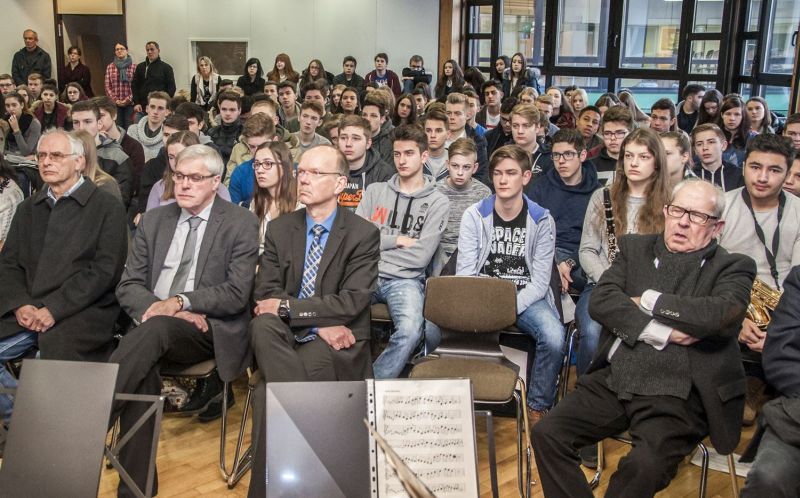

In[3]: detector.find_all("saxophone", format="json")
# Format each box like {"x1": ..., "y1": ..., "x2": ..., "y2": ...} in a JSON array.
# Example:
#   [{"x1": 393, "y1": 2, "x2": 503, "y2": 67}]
[{"x1": 746, "y1": 278, "x2": 782, "y2": 330}]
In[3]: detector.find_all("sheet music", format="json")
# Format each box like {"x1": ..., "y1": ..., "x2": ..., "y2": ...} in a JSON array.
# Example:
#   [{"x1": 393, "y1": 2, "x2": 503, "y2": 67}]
[{"x1": 373, "y1": 379, "x2": 478, "y2": 498}]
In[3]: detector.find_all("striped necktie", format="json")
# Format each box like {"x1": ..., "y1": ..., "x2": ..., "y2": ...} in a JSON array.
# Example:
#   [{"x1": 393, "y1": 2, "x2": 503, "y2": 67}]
[{"x1": 298, "y1": 224, "x2": 326, "y2": 299}]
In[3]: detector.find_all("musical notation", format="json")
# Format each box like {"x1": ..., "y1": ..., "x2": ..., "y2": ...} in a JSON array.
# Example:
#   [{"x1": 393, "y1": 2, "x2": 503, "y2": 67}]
[
  {"x1": 389, "y1": 438, "x2": 464, "y2": 449},
  {"x1": 383, "y1": 409, "x2": 462, "y2": 421},
  {"x1": 383, "y1": 424, "x2": 461, "y2": 436}
]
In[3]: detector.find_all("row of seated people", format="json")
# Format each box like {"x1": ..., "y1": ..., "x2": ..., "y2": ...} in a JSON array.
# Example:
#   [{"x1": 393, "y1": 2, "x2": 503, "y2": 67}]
[{"x1": 0, "y1": 88, "x2": 799, "y2": 496}]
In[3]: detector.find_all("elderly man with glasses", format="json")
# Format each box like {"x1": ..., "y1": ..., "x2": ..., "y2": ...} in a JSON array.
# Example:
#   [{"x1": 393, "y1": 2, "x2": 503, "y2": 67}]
[
  {"x1": 247, "y1": 144, "x2": 380, "y2": 498},
  {"x1": 533, "y1": 177, "x2": 757, "y2": 498}
]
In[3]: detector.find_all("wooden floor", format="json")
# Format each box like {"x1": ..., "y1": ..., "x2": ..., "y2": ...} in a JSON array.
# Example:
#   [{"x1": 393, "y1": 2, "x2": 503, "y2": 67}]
[{"x1": 97, "y1": 376, "x2": 753, "y2": 498}]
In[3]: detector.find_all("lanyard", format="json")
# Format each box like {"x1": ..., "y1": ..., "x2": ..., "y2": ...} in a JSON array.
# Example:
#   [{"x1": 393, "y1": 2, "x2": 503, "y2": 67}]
[{"x1": 741, "y1": 188, "x2": 785, "y2": 290}]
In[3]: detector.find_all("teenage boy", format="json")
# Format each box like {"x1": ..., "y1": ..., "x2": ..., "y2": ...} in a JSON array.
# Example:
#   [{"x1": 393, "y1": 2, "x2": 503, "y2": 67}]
[
  {"x1": 332, "y1": 55, "x2": 365, "y2": 93},
  {"x1": 457, "y1": 144, "x2": 563, "y2": 425},
  {"x1": 576, "y1": 106, "x2": 603, "y2": 160},
  {"x1": 127, "y1": 90, "x2": 170, "y2": 161},
  {"x1": 263, "y1": 81, "x2": 278, "y2": 102},
  {"x1": 783, "y1": 155, "x2": 800, "y2": 196},
  {"x1": 692, "y1": 123, "x2": 744, "y2": 191},
  {"x1": 362, "y1": 93, "x2": 395, "y2": 165},
  {"x1": 301, "y1": 80, "x2": 328, "y2": 117},
  {"x1": 486, "y1": 99, "x2": 517, "y2": 158},
  {"x1": 136, "y1": 114, "x2": 191, "y2": 217},
  {"x1": 422, "y1": 105, "x2": 451, "y2": 182},
  {"x1": 435, "y1": 137, "x2": 491, "y2": 272},
  {"x1": 292, "y1": 101, "x2": 331, "y2": 161},
  {"x1": 356, "y1": 124, "x2": 450, "y2": 379},
  {"x1": 277, "y1": 81, "x2": 300, "y2": 132},
  {"x1": 536, "y1": 95, "x2": 560, "y2": 138},
  {"x1": 71, "y1": 100, "x2": 134, "y2": 206},
  {"x1": 677, "y1": 84, "x2": 706, "y2": 134},
  {"x1": 783, "y1": 113, "x2": 800, "y2": 152},
  {"x1": 594, "y1": 106, "x2": 634, "y2": 183},
  {"x1": 527, "y1": 128, "x2": 600, "y2": 293},
  {"x1": 511, "y1": 103, "x2": 553, "y2": 180},
  {"x1": 207, "y1": 90, "x2": 243, "y2": 170},
  {"x1": 401, "y1": 55, "x2": 432, "y2": 94},
  {"x1": 338, "y1": 114, "x2": 394, "y2": 211},
  {"x1": 95, "y1": 96, "x2": 146, "y2": 204},
  {"x1": 463, "y1": 89, "x2": 486, "y2": 137},
  {"x1": 364, "y1": 53, "x2": 401, "y2": 97},
  {"x1": 33, "y1": 83, "x2": 69, "y2": 130},
  {"x1": 27, "y1": 73, "x2": 43, "y2": 101},
  {"x1": 477, "y1": 80, "x2": 504, "y2": 130},
  {"x1": 228, "y1": 114, "x2": 279, "y2": 208},
  {"x1": 0, "y1": 74, "x2": 15, "y2": 96},
  {"x1": 650, "y1": 98, "x2": 677, "y2": 133},
  {"x1": 446, "y1": 92, "x2": 489, "y2": 183}
]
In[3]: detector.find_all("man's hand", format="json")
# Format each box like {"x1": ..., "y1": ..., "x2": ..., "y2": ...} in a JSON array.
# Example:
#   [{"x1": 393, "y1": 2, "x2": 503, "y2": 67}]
[
  {"x1": 318, "y1": 325, "x2": 356, "y2": 351},
  {"x1": 29, "y1": 306, "x2": 55, "y2": 333},
  {"x1": 15, "y1": 305, "x2": 38, "y2": 329},
  {"x1": 254, "y1": 298, "x2": 281, "y2": 316},
  {"x1": 133, "y1": 104, "x2": 142, "y2": 114},
  {"x1": 630, "y1": 296, "x2": 641, "y2": 307},
  {"x1": 668, "y1": 329, "x2": 700, "y2": 346},
  {"x1": 142, "y1": 297, "x2": 181, "y2": 321},
  {"x1": 396, "y1": 236, "x2": 417, "y2": 248},
  {"x1": 174, "y1": 311, "x2": 209, "y2": 332},
  {"x1": 739, "y1": 318, "x2": 766, "y2": 352},
  {"x1": 557, "y1": 262, "x2": 573, "y2": 292}
]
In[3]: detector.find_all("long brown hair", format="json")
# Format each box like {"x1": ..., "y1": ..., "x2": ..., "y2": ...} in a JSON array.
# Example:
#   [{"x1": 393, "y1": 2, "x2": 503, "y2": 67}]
[
  {"x1": 602, "y1": 127, "x2": 670, "y2": 237},
  {"x1": 252, "y1": 141, "x2": 297, "y2": 223},
  {"x1": 71, "y1": 129, "x2": 115, "y2": 188},
  {"x1": 267, "y1": 53, "x2": 299, "y2": 83},
  {"x1": 162, "y1": 131, "x2": 200, "y2": 201}
]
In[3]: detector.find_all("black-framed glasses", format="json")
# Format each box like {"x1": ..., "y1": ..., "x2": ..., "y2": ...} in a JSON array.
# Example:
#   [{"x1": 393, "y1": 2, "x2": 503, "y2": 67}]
[
  {"x1": 172, "y1": 172, "x2": 216, "y2": 184},
  {"x1": 552, "y1": 151, "x2": 579, "y2": 162},
  {"x1": 602, "y1": 130, "x2": 628, "y2": 140},
  {"x1": 253, "y1": 160, "x2": 278, "y2": 171},
  {"x1": 665, "y1": 204, "x2": 719, "y2": 225}
]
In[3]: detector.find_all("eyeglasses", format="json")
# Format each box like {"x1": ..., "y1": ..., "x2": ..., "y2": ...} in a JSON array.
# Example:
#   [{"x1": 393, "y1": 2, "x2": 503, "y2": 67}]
[
  {"x1": 665, "y1": 204, "x2": 719, "y2": 225},
  {"x1": 253, "y1": 160, "x2": 278, "y2": 171},
  {"x1": 172, "y1": 172, "x2": 216, "y2": 183},
  {"x1": 551, "y1": 151, "x2": 579, "y2": 162},
  {"x1": 602, "y1": 130, "x2": 628, "y2": 140},
  {"x1": 36, "y1": 151, "x2": 77, "y2": 162},
  {"x1": 296, "y1": 168, "x2": 341, "y2": 179}
]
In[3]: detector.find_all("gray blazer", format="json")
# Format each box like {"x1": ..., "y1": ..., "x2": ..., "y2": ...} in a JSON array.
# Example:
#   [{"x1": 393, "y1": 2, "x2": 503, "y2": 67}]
[{"x1": 116, "y1": 196, "x2": 259, "y2": 381}]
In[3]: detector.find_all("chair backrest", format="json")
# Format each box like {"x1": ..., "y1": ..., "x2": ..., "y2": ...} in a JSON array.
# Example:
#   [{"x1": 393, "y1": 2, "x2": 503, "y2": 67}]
[
  {"x1": 0, "y1": 359, "x2": 119, "y2": 497},
  {"x1": 424, "y1": 276, "x2": 517, "y2": 332}
]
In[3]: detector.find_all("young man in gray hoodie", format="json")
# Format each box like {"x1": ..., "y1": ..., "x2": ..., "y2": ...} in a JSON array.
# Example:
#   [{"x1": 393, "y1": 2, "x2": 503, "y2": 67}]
[
  {"x1": 356, "y1": 124, "x2": 450, "y2": 378},
  {"x1": 338, "y1": 115, "x2": 394, "y2": 211},
  {"x1": 457, "y1": 144, "x2": 563, "y2": 426}
]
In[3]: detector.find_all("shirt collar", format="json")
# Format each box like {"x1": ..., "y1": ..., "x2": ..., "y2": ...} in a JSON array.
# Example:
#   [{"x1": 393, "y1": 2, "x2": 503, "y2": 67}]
[
  {"x1": 46, "y1": 175, "x2": 86, "y2": 204},
  {"x1": 179, "y1": 198, "x2": 215, "y2": 224},
  {"x1": 305, "y1": 207, "x2": 337, "y2": 235}
]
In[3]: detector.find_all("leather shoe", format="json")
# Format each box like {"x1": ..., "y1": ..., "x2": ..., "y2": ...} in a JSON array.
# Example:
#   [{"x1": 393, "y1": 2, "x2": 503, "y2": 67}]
[
  {"x1": 177, "y1": 373, "x2": 223, "y2": 415},
  {"x1": 198, "y1": 384, "x2": 235, "y2": 423},
  {"x1": 527, "y1": 407, "x2": 547, "y2": 434},
  {"x1": 579, "y1": 443, "x2": 598, "y2": 469}
]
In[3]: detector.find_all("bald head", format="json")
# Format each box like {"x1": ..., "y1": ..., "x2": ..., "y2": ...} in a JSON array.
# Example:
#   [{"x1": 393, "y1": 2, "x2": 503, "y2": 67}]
[{"x1": 301, "y1": 144, "x2": 348, "y2": 176}]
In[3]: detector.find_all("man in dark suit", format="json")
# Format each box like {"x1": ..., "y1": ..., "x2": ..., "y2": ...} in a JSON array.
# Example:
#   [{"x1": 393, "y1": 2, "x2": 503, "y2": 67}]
[
  {"x1": 111, "y1": 144, "x2": 259, "y2": 497},
  {"x1": 532, "y1": 178, "x2": 756, "y2": 498},
  {"x1": 247, "y1": 145, "x2": 380, "y2": 498}
]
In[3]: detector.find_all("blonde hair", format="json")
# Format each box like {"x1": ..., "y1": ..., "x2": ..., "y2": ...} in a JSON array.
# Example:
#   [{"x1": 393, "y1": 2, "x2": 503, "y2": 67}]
[{"x1": 70, "y1": 130, "x2": 116, "y2": 188}]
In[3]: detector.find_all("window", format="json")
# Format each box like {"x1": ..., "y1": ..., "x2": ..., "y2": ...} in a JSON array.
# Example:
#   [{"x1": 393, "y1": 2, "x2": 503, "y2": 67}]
[
  {"x1": 555, "y1": 0, "x2": 609, "y2": 67},
  {"x1": 191, "y1": 40, "x2": 248, "y2": 77},
  {"x1": 763, "y1": 1, "x2": 800, "y2": 74},
  {"x1": 620, "y1": 0, "x2": 683, "y2": 70},
  {"x1": 616, "y1": 79, "x2": 680, "y2": 112},
  {"x1": 503, "y1": 0, "x2": 547, "y2": 67}
]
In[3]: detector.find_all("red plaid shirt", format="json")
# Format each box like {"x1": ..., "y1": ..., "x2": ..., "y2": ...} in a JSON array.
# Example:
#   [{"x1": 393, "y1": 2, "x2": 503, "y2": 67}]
[{"x1": 104, "y1": 62, "x2": 137, "y2": 105}]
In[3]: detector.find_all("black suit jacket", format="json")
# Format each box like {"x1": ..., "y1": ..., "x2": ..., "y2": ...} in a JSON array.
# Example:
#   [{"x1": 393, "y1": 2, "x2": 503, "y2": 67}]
[
  {"x1": 253, "y1": 208, "x2": 380, "y2": 376},
  {"x1": 588, "y1": 234, "x2": 756, "y2": 454}
]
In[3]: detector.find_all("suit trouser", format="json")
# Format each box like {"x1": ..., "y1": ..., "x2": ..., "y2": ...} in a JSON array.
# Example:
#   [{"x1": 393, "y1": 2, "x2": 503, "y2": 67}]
[
  {"x1": 109, "y1": 315, "x2": 214, "y2": 498},
  {"x1": 247, "y1": 313, "x2": 371, "y2": 498},
  {"x1": 531, "y1": 368, "x2": 708, "y2": 498}
]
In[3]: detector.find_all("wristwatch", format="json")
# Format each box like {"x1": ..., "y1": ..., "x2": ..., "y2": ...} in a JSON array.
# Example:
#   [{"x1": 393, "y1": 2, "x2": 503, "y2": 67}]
[
  {"x1": 565, "y1": 258, "x2": 577, "y2": 269},
  {"x1": 278, "y1": 299, "x2": 291, "y2": 323},
  {"x1": 173, "y1": 295, "x2": 184, "y2": 311}
]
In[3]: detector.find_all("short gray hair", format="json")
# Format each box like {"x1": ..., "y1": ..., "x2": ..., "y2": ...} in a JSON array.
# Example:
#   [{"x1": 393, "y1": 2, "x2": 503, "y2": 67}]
[
  {"x1": 37, "y1": 129, "x2": 85, "y2": 159},
  {"x1": 671, "y1": 177, "x2": 726, "y2": 218},
  {"x1": 175, "y1": 144, "x2": 223, "y2": 176}
]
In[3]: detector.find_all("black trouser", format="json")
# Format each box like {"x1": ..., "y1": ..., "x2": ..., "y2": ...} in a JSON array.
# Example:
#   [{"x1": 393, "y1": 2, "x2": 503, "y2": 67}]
[
  {"x1": 532, "y1": 368, "x2": 708, "y2": 498},
  {"x1": 247, "y1": 314, "x2": 370, "y2": 498},
  {"x1": 109, "y1": 316, "x2": 214, "y2": 498}
]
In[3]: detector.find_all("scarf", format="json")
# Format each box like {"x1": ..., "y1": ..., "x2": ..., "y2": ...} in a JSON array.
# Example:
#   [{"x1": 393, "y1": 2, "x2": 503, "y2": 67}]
[
  {"x1": 193, "y1": 73, "x2": 219, "y2": 106},
  {"x1": 114, "y1": 55, "x2": 133, "y2": 83},
  {"x1": 133, "y1": 117, "x2": 163, "y2": 148}
]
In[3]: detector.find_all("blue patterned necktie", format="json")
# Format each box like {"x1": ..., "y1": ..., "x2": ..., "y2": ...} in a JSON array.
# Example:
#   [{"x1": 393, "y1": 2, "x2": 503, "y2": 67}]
[{"x1": 298, "y1": 224, "x2": 326, "y2": 299}]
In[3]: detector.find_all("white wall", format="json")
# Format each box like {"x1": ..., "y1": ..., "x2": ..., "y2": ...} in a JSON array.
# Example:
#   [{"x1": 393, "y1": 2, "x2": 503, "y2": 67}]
[
  {"x1": 125, "y1": 0, "x2": 440, "y2": 92},
  {"x1": 0, "y1": 0, "x2": 58, "y2": 79}
]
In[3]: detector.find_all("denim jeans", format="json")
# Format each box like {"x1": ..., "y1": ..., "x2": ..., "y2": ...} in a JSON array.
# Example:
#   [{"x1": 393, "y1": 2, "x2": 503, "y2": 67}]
[
  {"x1": 741, "y1": 425, "x2": 800, "y2": 498},
  {"x1": 0, "y1": 331, "x2": 38, "y2": 423},
  {"x1": 516, "y1": 298, "x2": 565, "y2": 411},
  {"x1": 116, "y1": 105, "x2": 134, "y2": 129},
  {"x1": 372, "y1": 277, "x2": 425, "y2": 379},
  {"x1": 575, "y1": 283, "x2": 603, "y2": 376}
]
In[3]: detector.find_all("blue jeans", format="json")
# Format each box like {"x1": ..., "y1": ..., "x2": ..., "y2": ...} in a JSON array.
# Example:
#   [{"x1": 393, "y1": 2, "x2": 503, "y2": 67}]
[
  {"x1": 116, "y1": 105, "x2": 134, "y2": 129},
  {"x1": 0, "y1": 331, "x2": 38, "y2": 423},
  {"x1": 742, "y1": 425, "x2": 800, "y2": 497},
  {"x1": 516, "y1": 298, "x2": 564, "y2": 411},
  {"x1": 575, "y1": 284, "x2": 603, "y2": 376},
  {"x1": 372, "y1": 277, "x2": 425, "y2": 379}
]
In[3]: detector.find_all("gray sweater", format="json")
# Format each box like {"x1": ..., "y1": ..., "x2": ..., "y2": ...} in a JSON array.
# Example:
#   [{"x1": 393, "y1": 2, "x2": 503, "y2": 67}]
[
  {"x1": 435, "y1": 178, "x2": 491, "y2": 258},
  {"x1": 579, "y1": 188, "x2": 645, "y2": 283},
  {"x1": 356, "y1": 175, "x2": 450, "y2": 280}
]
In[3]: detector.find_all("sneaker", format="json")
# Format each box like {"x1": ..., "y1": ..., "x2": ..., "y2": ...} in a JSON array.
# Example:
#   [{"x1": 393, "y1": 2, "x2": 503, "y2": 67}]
[{"x1": 177, "y1": 373, "x2": 223, "y2": 415}]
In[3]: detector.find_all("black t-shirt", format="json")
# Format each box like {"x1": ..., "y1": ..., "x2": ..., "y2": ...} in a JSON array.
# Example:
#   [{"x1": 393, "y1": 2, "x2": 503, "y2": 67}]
[{"x1": 483, "y1": 204, "x2": 531, "y2": 290}]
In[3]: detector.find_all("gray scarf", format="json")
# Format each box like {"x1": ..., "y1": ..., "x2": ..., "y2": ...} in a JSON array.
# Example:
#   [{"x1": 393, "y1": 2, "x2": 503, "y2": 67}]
[{"x1": 114, "y1": 55, "x2": 133, "y2": 83}]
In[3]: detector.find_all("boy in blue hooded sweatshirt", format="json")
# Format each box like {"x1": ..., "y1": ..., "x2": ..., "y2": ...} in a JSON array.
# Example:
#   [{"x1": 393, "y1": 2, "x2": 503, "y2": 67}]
[
  {"x1": 356, "y1": 124, "x2": 450, "y2": 379},
  {"x1": 457, "y1": 144, "x2": 563, "y2": 426}
]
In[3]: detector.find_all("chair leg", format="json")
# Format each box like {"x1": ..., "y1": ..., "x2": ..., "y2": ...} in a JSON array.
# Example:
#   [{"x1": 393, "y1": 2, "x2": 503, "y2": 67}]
[
  {"x1": 513, "y1": 384, "x2": 533, "y2": 498},
  {"x1": 475, "y1": 409, "x2": 499, "y2": 498},
  {"x1": 105, "y1": 418, "x2": 120, "y2": 469},
  {"x1": 697, "y1": 442, "x2": 709, "y2": 498},
  {"x1": 219, "y1": 381, "x2": 253, "y2": 488},
  {"x1": 727, "y1": 453, "x2": 740, "y2": 498},
  {"x1": 589, "y1": 438, "x2": 604, "y2": 489},
  {"x1": 557, "y1": 324, "x2": 577, "y2": 403}
]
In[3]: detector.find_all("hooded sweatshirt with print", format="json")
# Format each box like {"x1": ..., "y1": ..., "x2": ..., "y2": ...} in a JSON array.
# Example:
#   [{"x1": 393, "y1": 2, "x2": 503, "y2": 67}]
[
  {"x1": 339, "y1": 148, "x2": 395, "y2": 211},
  {"x1": 355, "y1": 175, "x2": 450, "y2": 280}
]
